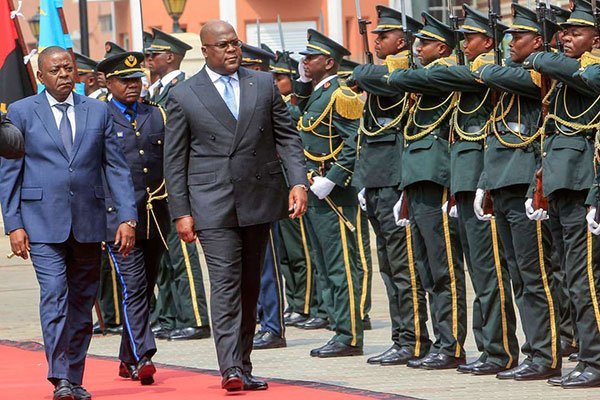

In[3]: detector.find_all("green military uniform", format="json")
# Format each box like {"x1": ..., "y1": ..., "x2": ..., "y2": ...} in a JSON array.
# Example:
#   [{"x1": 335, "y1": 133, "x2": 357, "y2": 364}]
[
  {"x1": 521, "y1": 0, "x2": 600, "y2": 384},
  {"x1": 351, "y1": 6, "x2": 430, "y2": 364},
  {"x1": 296, "y1": 30, "x2": 364, "y2": 353},
  {"x1": 359, "y1": 15, "x2": 466, "y2": 367},
  {"x1": 471, "y1": 4, "x2": 562, "y2": 375},
  {"x1": 426, "y1": 6, "x2": 518, "y2": 371},
  {"x1": 146, "y1": 29, "x2": 211, "y2": 338}
]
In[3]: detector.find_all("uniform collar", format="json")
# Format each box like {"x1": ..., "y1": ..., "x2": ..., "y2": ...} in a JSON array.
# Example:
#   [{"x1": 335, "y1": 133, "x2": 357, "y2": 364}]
[{"x1": 314, "y1": 74, "x2": 338, "y2": 91}]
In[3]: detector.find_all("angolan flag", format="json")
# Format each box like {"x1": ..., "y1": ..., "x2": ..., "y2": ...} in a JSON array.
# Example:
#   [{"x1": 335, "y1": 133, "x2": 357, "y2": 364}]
[{"x1": 0, "y1": 0, "x2": 35, "y2": 113}]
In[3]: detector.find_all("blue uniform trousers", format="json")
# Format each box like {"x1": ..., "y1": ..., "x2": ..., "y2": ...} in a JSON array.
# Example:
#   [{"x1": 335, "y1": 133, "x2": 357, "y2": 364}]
[{"x1": 257, "y1": 222, "x2": 285, "y2": 337}]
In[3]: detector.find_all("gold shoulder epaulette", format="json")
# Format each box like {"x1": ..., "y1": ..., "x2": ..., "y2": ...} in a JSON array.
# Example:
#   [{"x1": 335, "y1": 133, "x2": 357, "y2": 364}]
[
  {"x1": 580, "y1": 50, "x2": 600, "y2": 69},
  {"x1": 143, "y1": 99, "x2": 167, "y2": 124},
  {"x1": 333, "y1": 85, "x2": 364, "y2": 120},
  {"x1": 384, "y1": 51, "x2": 410, "y2": 73},
  {"x1": 529, "y1": 70, "x2": 542, "y2": 88},
  {"x1": 470, "y1": 51, "x2": 495, "y2": 72},
  {"x1": 427, "y1": 55, "x2": 458, "y2": 69}
]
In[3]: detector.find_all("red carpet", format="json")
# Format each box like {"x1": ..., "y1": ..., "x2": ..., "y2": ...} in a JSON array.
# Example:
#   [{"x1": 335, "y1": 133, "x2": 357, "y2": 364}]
[{"x1": 0, "y1": 341, "x2": 410, "y2": 399}]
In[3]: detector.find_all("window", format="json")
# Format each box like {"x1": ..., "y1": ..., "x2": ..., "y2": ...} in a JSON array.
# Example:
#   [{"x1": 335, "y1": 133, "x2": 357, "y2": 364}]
[{"x1": 99, "y1": 14, "x2": 112, "y2": 33}]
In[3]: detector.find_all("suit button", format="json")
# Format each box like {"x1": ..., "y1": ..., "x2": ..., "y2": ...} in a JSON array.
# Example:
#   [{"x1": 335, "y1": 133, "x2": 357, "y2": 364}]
[
  {"x1": 543, "y1": 152, "x2": 547, "y2": 157},
  {"x1": 252, "y1": 151, "x2": 257, "y2": 156},
  {"x1": 136, "y1": 131, "x2": 141, "y2": 137},
  {"x1": 157, "y1": 140, "x2": 162, "y2": 145},
  {"x1": 139, "y1": 149, "x2": 145, "y2": 155},
  {"x1": 143, "y1": 167, "x2": 149, "y2": 173},
  {"x1": 69, "y1": 168, "x2": 73, "y2": 172},
  {"x1": 107, "y1": 207, "x2": 115, "y2": 212},
  {"x1": 256, "y1": 174, "x2": 262, "y2": 180},
  {"x1": 259, "y1": 127, "x2": 264, "y2": 132},
  {"x1": 69, "y1": 191, "x2": 74, "y2": 196},
  {"x1": 210, "y1": 135, "x2": 216, "y2": 140}
]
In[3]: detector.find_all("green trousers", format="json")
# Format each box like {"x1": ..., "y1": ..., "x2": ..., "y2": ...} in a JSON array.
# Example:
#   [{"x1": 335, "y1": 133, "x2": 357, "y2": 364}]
[
  {"x1": 455, "y1": 191, "x2": 519, "y2": 367},
  {"x1": 356, "y1": 208, "x2": 372, "y2": 320},
  {"x1": 98, "y1": 249, "x2": 123, "y2": 326},
  {"x1": 154, "y1": 223, "x2": 210, "y2": 329},
  {"x1": 304, "y1": 205, "x2": 364, "y2": 346},
  {"x1": 491, "y1": 185, "x2": 561, "y2": 368},
  {"x1": 406, "y1": 182, "x2": 466, "y2": 358},
  {"x1": 548, "y1": 189, "x2": 600, "y2": 369},
  {"x1": 365, "y1": 186, "x2": 431, "y2": 356}
]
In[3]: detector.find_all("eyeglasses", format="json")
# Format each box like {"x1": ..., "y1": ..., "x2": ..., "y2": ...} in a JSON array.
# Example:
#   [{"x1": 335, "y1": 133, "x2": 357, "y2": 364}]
[{"x1": 203, "y1": 39, "x2": 243, "y2": 50}]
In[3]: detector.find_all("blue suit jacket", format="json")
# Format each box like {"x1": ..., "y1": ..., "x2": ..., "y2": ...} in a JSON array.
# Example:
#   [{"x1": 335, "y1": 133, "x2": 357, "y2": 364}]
[{"x1": 0, "y1": 92, "x2": 137, "y2": 243}]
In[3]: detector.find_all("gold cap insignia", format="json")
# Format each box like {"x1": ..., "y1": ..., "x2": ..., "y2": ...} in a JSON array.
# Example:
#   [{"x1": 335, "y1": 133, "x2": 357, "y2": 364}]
[{"x1": 124, "y1": 55, "x2": 137, "y2": 68}]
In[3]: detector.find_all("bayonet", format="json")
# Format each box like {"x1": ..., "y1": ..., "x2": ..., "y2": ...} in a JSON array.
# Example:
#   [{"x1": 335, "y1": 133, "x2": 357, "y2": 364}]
[
  {"x1": 256, "y1": 19, "x2": 261, "y2": 46},
  {"x1": 354, "y1": 0, "x2": 373, "y2": 63},
  {"x1": 319, "y1": 11, "x2": 325, "y2": 34},
  {"x1": 277, "y1": 15, "x2": 295, "y2": 77}
]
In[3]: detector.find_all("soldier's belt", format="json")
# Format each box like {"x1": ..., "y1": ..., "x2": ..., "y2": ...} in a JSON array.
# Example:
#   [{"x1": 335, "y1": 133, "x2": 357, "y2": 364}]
[
  {"x1": 463, "y1": 125, "x2": 486, "y2": 134},
  {"x1": 376, "y1": 117, "x2": 394, "y2": 125},
  {"x1": 495, "y1": 122, "x2": 530, "y2": 135}
]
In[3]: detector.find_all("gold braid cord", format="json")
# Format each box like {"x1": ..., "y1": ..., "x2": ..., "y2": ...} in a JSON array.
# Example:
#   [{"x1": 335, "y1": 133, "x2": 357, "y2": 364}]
[
  {"x1": 491, "y1": 93, "x2": 542, "y2": 148},
  {"x1": 452, "y1": 89, "x2": 492, "y2": 142},
  {"x1": 359, "y1": 93, "x2": 409, "y2": 137},
  {"x1": 146, "y1": 179, "x2": 169, "y2": 249},
  {"x1": 404, "y1": 92, "x2": 457, "y2": 142}
]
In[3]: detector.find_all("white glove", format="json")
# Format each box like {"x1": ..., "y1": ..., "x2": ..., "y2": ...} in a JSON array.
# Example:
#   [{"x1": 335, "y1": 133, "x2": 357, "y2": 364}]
[
  {"x1": 310, "y1": 176, "x2": 336, "y2": 200},
  {"x1": 474, "y1": 188, "x2": 493, "y2": 221},
  {"x1": 392, "y1": 193, "x2": 410, "y2": 227},
  {"x1": 358, "y1": 188, "x2": 367, "y2": 212},
  {"x1": 524, "y1": 198, "x2": 548, "y2": 221},
  {"x1": 587, "y1": 207, "x2": 600, "y2": 235},
  {"x1": 442, "y1": 201, "x2": 458, "y2": 218},
  {"x1": 298, "y1": 57, "x2": 311, "y2": 83}
]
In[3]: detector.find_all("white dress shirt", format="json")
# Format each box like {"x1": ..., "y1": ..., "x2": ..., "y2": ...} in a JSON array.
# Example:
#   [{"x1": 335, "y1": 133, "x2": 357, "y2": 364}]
[
  {"x1": 88, "y1": 88, "x2": 107, "y2": 100},
  {"x1": 205, "y1": 66, "x2": 240, "y2": 116},
  {"x1": 314, "y1": 74, "x2": 338, "y2": 91},
  {"x1": 148, "y1": 69, "x2": 184, "y2": 99},
  {"x1": 46, "y1": 91, "x2": 76, "y2": 141}
]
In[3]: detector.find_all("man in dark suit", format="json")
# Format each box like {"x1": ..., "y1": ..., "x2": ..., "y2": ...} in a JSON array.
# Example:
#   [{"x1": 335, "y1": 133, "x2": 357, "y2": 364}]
[
  {"x1": 0, "y1": 46, "x2": 137, "y2": 400},
  {"x1": 0, "y1": 112, "x2": 24, "y2": 159},
  {"x1": 164, "y1": 20, "x2": 308, "y2": 392},
  {"x1": 97, "y1": 51, "x2": 170, "y2": 386}
]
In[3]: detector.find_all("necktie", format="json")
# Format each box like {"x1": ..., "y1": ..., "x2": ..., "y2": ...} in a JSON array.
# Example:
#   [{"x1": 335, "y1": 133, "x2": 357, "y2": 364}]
[
  {"x1": 220, "y1": 75, "x2": 238, "y2": 120},
  {"x1": 54, "y1": 103, "x2": 73, "y2": 156},
  {"x1": 124, "y1": 107, "x2": 137, "y2": 129},
  {"x1": 153, "y1": 80, "x2": 163, "y2": 100}
]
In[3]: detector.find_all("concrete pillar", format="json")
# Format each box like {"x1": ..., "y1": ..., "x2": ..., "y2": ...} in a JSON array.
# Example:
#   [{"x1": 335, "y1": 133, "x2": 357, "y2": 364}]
[
  {"x1": 327, "y1": 0, "x2": 343, "y2": 44},
  {"x1": 219, "y1": 0, "x2": 237, "y2": 30}
]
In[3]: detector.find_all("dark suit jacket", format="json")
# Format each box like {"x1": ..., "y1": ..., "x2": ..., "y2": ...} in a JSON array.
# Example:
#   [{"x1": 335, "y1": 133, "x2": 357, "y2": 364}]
[
  {"x1": 0, "y1": 92, "x2": 137, "y2": 243},
  {"x1": 0, "y1": 112, "x2": 24, "y2": 159},
  {"x1": 164, "y1": 66, "x2": 308, "y2": 229}
]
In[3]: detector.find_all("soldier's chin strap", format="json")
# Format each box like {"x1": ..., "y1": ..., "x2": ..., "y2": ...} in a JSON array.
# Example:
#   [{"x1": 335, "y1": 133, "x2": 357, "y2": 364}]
[{"x1": 146, "y1": 179, "x2": 169, "y2": 249}]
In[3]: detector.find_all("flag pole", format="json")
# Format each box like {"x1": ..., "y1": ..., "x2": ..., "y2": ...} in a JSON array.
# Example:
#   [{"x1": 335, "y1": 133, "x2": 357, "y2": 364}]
[
  {"x1": 130, "y1": 0, "x2": 143, "y2": 51},
  {"x1": 55, "y1": 4, "x2": 79, "y2": 75},
  {"x1": 8, "y1": 0, "x2": 36, "y2": 92}
]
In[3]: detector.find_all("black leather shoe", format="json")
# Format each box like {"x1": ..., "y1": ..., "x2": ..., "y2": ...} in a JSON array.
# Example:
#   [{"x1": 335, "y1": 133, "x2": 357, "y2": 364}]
[
  {"x1": 298, "y1": 317, "x2": 329, "y2": 330},
  {"x1": 367, "y1": 345, "x2": 400, "y2": 365},
  {"x1": 514, "y1": 363, "x2": 561, "y2": 381},
  {"x1": 106, "y1": 325, "x2": 123, "y2": 335},
  {"x1": 310, "y1": 340, "x2": 334, "y2": 357},
  {"x1": 407, "y1": 352, "x2": 438, "y2": 369},
  {"x1": 561, "y1": 340, "x2": 578, "y2": 358},
  {"x1": 253, "y1": 331, "x2": 286, "y2": 350},
  {"x1": 242, "y1": 372, "x2": 268, "y2": 390},
  {"x1": 151, "y1": 322, "x2": 168, "y2": 334},
  {"x1": 457, "y1": 359, "x2": 485, "y2": 373},
  {"x1": 221, "y1": 367, "x2": 243, "y2": 392},
  {"x1": 547, "y1": 375, "x2": 563, "y2": 386},
  {"x1": 168, "y1": 326, "x2": 211, "y2": 341},
  {"x1": 569, "y1": 353, "x2": 579, "y2": 362},
  {"x1": 362, "y1": 315, "x2": 372, "y2": 331},
  {"x1": 549, "y1": 362, "x2": 586, "y2": 386},
  {"x1": 154, "y1": 327, "x2": 171, "y2": 340},
  {"x1": 421, "y1": 354, "x2": 466, "y2": 370},
  {"x1": 53, "y1": 379, "x2": 74, "y2": 400},
  {"x1": 92, "y1": 322, "x2": 103, "y2": 335},
  {"x1": 71, "y1": 385, "x2": 91, "y2": 400},
  {"x1": 118, "y1": 361, "x2": 139, "y2": 381},
  {"x1": 562, "y1": 365, "x2": 600, "y2": 388},
  {"x1": 496, "y1": 361, "x2": 531, "y2": 380},
  {"x1": 472, "y1": 361, "x2": 517, "y2": 376},
  {"x1": 136, "y1": 356, "x2": 156, "y2": 385},
  {"x1": 380, "y1": 347, "x2": 416, "y2": 366},
  {"x1": 317, "y1": 341, "x2": 363, "y2": 358},
  {"x1": 285, "y1": 312, "x2": 309, "y2": 326}
]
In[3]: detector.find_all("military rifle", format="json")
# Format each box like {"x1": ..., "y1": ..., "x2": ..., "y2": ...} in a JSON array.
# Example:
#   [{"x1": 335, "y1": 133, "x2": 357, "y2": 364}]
[
  {"x1": 400, "y1": 0, "x2": 415, "y2": 68},
  {"x1": 276, "y1": 15, "x2": 295, "y2": 78},
  {"x1": 448, "y1": 0, "x2": 465, "y2": 65},
  {"x1": 488, "y1": 0, "x2": 502, "y2": 65},
  {"x1": 354, "y1": 0, "x2": 373, "y2": 63}
]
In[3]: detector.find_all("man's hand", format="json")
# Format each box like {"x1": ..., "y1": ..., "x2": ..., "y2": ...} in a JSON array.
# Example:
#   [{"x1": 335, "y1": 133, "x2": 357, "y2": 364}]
[
  {"x1": 474, "y1": 188, "x2": 492, "y2": 221},
  {"x1": 525, "y1": 198, "x2": 548, "y2": 221},
  {"x1": 310, "y1": 176, "x2": 336, "y2": 200},
  {"x1": 9, "y1": 228, "x2": 30, "y2": 260},
  {"x1": 442, "y1": 201, "x2": 458, "y2": 218},
  {"x1": 358, "y1": 188, "x2": 367, "y2": 212},
  {"x1": 114, "y1": 223, "x2": 135, "y2": 257},
  {"x1": 289, "y1": 186, "x2": 308, "y2": 219},
  {"x1": 392, "y1": 194, "x2": 409, "y2": 227},
  {"x1": 176, "y1": 216, "x2": 197, "y2": 243},
  {"x1": 586, "y1": 207, "x2": 600, "y2": 235}
]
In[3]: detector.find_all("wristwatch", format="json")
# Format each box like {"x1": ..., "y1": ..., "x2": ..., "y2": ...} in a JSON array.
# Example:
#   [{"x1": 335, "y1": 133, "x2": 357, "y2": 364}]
[
  {"x1": 125, "y1": 220, "x2": 137, "y2": 229},
  {"x1": 294, "y1": 184, "x2": 309, "y2": 192}
]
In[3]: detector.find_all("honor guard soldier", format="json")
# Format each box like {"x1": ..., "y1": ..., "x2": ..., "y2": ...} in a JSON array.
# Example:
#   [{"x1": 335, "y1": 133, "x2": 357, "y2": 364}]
[
  {"x1": 295, "y1": 29, "x2": 365, "y2": 357},
  {"x1": 97, "y1": 51, "x2": 171, "y2": 385},
  {"x1": 522, "y1": 0, "x2": 600, "y2": 387},
  {"x1": 351, "y1": 5, "x2": 430, "y2": 366},
  {"x1": 146, "y1": 28, "x2": 212, "y2": 341},
  {"x1": 141, "y1": 31, "x2": 155, "y2": 99},
  {"x1": 75, "y1": 53, "x2": 107, "y2": 101},
  {"x1": 426, "y1": 5, "x2": 519, "y2": 375}
]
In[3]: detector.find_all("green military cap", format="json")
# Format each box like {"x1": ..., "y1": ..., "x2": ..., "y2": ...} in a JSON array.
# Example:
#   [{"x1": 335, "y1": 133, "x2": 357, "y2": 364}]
[
  {"x1": 241, "y1": 43, "x2": 276, "y2": 67},
  {"x1": 147, "y1": 28, "x2": 192, "y2": 55},
  {"x1": 104, "y1": 41, "x2": 126, "y2": 59},
  {"x1": 260, "y1": 43, "x2": 275, "y2": 55},
  {"x1": 457, "y1": 4, "x2": 508, "y2": 38},
  {"x1": 299, "y1": 29, "x2": 350, "y2": 63},
  {"x1": 338, "y1": 59, "x2": 360, "y2": 77},
  {"x1": 97, "y1": 52, "x2": 146, "y2": 79},
  {"x1": 506, "y1": 3, "x2": 543, "y2": 34},
  {"x1": 270, "y1": 51, "x2": 298, "y2": 75},
  {"x1": 551, "y1": 4, "x2": 571, "y2": 24},
  {"x1": 561, "y1": 0, "x2": 599, "y2": 28},
  {"x1": 415, "y1": 12, "x2": 456, "y2": 48},
  {"x1": 142, "y1": 31, "x2": 154, "y2": 53},
  {"x1": 371, "y1": 5, "x2": 423, "y2": 33},
  {"x1": 74, "y1": 52, "x2": 98, "y2": 74}
]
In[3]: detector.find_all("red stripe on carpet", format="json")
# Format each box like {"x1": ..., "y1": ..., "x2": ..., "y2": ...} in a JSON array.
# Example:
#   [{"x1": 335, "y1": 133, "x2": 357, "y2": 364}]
[{"x1": 0, "y1": 344, "x2": 401, "y2": 399}]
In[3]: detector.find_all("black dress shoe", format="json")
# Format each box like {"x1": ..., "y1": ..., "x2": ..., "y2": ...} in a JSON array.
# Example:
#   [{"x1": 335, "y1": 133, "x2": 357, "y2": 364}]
[
  {"x1": 561, "y1": 340, "x2": 578, "y2": 358},
  {"x1": 367, "y1": 345, "x2": 400, "y2": 365},
  {"x1": 569, "y1": 352, "x2": 579, "y2": 362},
  {"x1": 151, "y1": 322, "x2": 168, "y2": 334},
  {"x1": 380, "y1": 347, "x2": 416, "y2": 366},
  {"x1": 514, "y1": 363, "x2": 561, "y2": 381},
  {"x1": 118, "y1": 361, "x2": 139, "y2": 380},
  {"x1": 168, "y1": 326, "x2": 211, "y2": 341},
  {"x1": 92, "y1": 322, "x2": 103, "y2": 335},
  {"x1": 136, "y1": 356, "x2": 156, "y2": 385},
  {"x1": 71, "y1": 385, "x2": 91, "y2": 400},
  {"x1": 106, "y1": 324, "x2": 123, "y2": 335},
  {"x1": 298, "y1": 317, "x2": 329, "y2": 330},
  {"x1": 221, "y1": 367, "x2": 243, "y2": 392},
  {"x1": 154, "y1": 327, "x2": 172, "y2": 340},
  {"x1": 53, "y1": 379, "x2": 74, "y2": 400},
  {"x1": 253, "y1": 331, "x2": 287, "y2": 350},
  {"x1": 472, "y1": 361, "x2": 517, "y2": 376},
  {"x1": 285, "y1": 312, "x2": 309, "y2": 326},
  {"x1": 317, "y1": 341, "x2": 363, "y2": 358},
  {"x1": 496, "y1": 361, "x2": 531, "y2": 380},
  {"x1": 362, "y1": 315, "x2": 372, "y2": 331},
  {"x1": 562, "y1": 365, "x2": 600, "y2": 388},
  {"x1": 407, "y1": 352, "x2": 438, "y2": 369},
  {"x1": 457, "y1": 359, "x2": 485, "y2": 373},
  {"x1": 310, "y1": 340, "x2": 334, "y2": 357},
  {"x1": 548, "y1": 362, "x2": 586, "y2": 386},
  {"x1": 242, "y1": 372, "x2": 268, "y2": 390},
  {"x1": 421, "y1": 353, "x2": 466, "y2": 370}
]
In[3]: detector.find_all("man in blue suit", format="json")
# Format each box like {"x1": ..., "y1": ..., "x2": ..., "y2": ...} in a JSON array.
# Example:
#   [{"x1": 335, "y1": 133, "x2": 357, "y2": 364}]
[{"x1": 0, "y1": 46, "x2": 137, "y2": 400}]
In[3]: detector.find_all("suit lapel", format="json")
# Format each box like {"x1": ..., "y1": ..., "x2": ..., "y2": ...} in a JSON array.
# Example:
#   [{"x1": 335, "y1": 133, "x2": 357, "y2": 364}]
[
  {"x1": 109, "y1": 102, "x2": 132, "y2": 130},
  {"x1": 70, "y1": 94, "x2": 88, "y2": 164},
  {"x1": 228, "y1": 68, "x2": 257, "y2": 154},
  {"x1": 155, "y1": 72, "x2": 184, "y2": 104},
  {"x1": 190, "y1": 68, "x2": 237, "y2": 134},
  {"x1": 34, "y1": 92, "x2": 70, "y2": 161}
]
